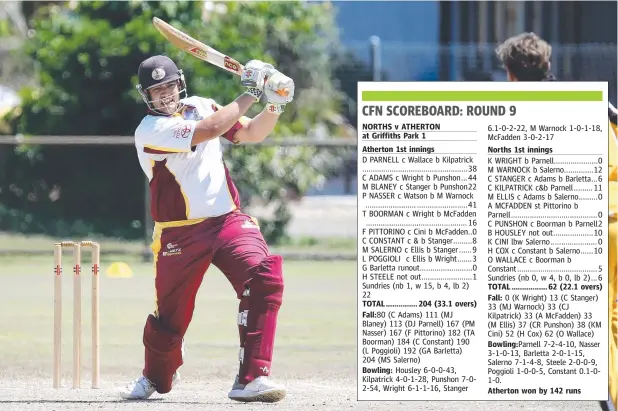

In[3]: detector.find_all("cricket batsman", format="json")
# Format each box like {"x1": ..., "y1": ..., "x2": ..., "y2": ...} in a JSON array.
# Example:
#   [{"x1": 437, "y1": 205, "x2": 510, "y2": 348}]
[
  {"x1": 118, "y1": 55, "x2": 294, "y2": 402},
  {"x1": 496, "y1": 32, "x2": 618, "y2": 411}
]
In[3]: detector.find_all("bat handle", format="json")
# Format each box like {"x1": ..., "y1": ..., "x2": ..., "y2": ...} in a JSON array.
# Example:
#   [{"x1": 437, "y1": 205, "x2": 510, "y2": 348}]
[
  {"x1": 241, "y1": 73, "x2": 289, "y2": 97},
  {"x1": 241, "y1": 79, "x2": 258, "y2": 88}
]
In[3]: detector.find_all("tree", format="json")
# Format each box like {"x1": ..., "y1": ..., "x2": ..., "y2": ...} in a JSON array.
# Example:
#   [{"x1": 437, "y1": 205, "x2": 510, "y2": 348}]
[
  {"x1": 332, "y1": 49, "x2": 388, "y2": 128},
  {"x1": 2, "y1": 0, "x2": 348, "y2": 243}
]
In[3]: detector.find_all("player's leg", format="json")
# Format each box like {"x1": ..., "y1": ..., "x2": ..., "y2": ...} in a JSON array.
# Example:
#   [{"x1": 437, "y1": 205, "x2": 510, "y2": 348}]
[
  {"x1": 120, "y1": 223, "x2": 212, "y2": 399},
  {"x1": 211, "y1": 212, "x2": 286, "y2": 402}
]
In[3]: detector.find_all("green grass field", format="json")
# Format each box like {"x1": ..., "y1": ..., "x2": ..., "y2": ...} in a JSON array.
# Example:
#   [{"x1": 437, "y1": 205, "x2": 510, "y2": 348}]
[
  {"x1": 0, "y1": 251, "x2": 602, "y2": 410},
  {"x1": 0, "y1": 254, "x2": 357, "y2": 382},
  {"x1": 0, "y1": 232, "x2": 357, "y2": 256}
]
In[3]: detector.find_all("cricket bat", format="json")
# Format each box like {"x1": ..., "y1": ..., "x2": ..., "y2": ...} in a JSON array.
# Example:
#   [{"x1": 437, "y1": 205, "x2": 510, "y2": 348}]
[
  {"x1": 152, "y1": 17, "x2": 288, "y2": 96},
  {"x1": 152, "y1": 16, "x2": 244, "y2": 76}
]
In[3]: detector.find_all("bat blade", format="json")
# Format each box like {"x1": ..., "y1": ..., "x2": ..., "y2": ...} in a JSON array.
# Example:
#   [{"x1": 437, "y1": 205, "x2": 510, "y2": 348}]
[
  {"x1": 152, "y1": 17, "x2": 289, "y2": 98},
  {"x1": 152, "y1": 17, "x2": 244, "y2": 76}
]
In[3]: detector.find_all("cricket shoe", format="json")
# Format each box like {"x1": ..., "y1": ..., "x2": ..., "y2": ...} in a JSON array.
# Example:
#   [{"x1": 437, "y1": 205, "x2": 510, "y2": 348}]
[
  {"x1": 228, "y1": 374, "x2": 286, "y2": 403},
  {"x1": 118, "y1": 370, "x2": 180, "y2": 400}
]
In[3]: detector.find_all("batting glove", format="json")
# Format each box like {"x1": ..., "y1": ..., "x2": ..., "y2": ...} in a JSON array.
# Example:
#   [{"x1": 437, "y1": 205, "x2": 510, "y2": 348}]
[
  {"x1": 241, "y1": 60, "x2": 273, "y2": 102},
  {"x1": 263, "y1": 69, "x2": 294, "y2": 115}
]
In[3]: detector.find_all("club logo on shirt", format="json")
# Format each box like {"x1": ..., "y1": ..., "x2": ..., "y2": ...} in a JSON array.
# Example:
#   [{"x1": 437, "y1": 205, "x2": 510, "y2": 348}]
[
  {"x1": 182, "y1": 105, "x2": 203, "y2": 121},
  {"x1": 173, "y1": 125, "x2": 192, "y2": 139}
]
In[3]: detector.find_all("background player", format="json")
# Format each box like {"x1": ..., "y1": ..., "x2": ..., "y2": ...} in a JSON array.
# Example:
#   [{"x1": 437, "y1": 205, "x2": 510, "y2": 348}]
[
  {"x1": 494, "y1": 32, "x2": 556, "y2": 81},
  {"x1": 118, "y1": 55, "x2": 294, "y2": 403},
  {"x1": 497, "y1": 31, "x2": 618, "y2": 411},
  {"x1": 606, "y1": 103, "x2": 618, "y2": 411}
]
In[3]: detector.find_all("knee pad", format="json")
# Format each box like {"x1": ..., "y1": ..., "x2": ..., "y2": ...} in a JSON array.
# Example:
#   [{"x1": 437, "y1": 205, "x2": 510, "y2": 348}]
[
  {"x1": 244, "y1": 254, "x2": 284, "y2": 307},
  {"x1": 142, "y1": 314, "x2": 184, "y2": 393}
]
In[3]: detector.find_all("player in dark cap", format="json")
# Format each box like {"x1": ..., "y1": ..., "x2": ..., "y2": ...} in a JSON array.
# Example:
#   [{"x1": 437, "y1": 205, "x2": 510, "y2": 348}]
[{"x1": 118, "y1": 54, "x2": 294, "y2": 403}]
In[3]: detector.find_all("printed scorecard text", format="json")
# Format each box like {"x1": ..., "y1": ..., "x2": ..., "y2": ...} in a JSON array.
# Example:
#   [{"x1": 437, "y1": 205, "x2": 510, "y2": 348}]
[{"x1": 357, "y1": 82, "x2": 610, "y2": 401}]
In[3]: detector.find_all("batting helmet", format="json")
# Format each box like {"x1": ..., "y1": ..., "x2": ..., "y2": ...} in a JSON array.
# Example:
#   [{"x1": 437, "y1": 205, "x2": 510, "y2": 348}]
[{"x1": 136, "y1": 55, "x2": 187, "y2": 113}]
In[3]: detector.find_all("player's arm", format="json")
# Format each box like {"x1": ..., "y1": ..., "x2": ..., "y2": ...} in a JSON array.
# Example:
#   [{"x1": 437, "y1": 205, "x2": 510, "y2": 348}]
[
  {"x1": 137, "y1": 93, "x2": 254, "y2": 154},
  {"x1": 191, "y1": 93, "x2": 256, "y2": 146},
  {"x1": 192, "y1": 59, "x2": 283, "y2": 145},
  {"x1": 231, "y1": 108, "x2": 280, "y2": 143},
  {"x1": 226, "y1": 67, "x2": 295, "y2": 144}
]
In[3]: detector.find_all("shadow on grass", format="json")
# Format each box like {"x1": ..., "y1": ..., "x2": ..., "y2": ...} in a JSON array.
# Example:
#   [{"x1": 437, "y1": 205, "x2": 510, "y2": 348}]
[
  {"x1": 0, "y1": 399, "x2": 164, "y2": 404},
  {"x1": 0, "y1": 399, "x2": 231, "y2": 405}
]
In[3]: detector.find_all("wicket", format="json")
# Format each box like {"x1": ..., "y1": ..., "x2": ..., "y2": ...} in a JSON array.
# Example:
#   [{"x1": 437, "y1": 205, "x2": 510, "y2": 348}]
[{"x1": 53, "y1": 241, "x2": 100, "y2": 389}]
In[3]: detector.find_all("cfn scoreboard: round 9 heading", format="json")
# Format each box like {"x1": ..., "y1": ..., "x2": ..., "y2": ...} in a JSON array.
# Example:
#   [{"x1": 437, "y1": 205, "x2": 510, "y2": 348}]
[{"x1": 356, "y1": 81, "x2": 609, "y2": 402}]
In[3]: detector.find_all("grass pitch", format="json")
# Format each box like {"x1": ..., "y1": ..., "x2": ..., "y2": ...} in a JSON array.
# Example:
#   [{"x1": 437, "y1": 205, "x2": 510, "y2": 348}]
[
  {"x1": 0, "y1": 255, "x2": 602, "y2": 410},
  {"x1": 0, "y1": 256, "x2": 356, "y2": 379}
]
